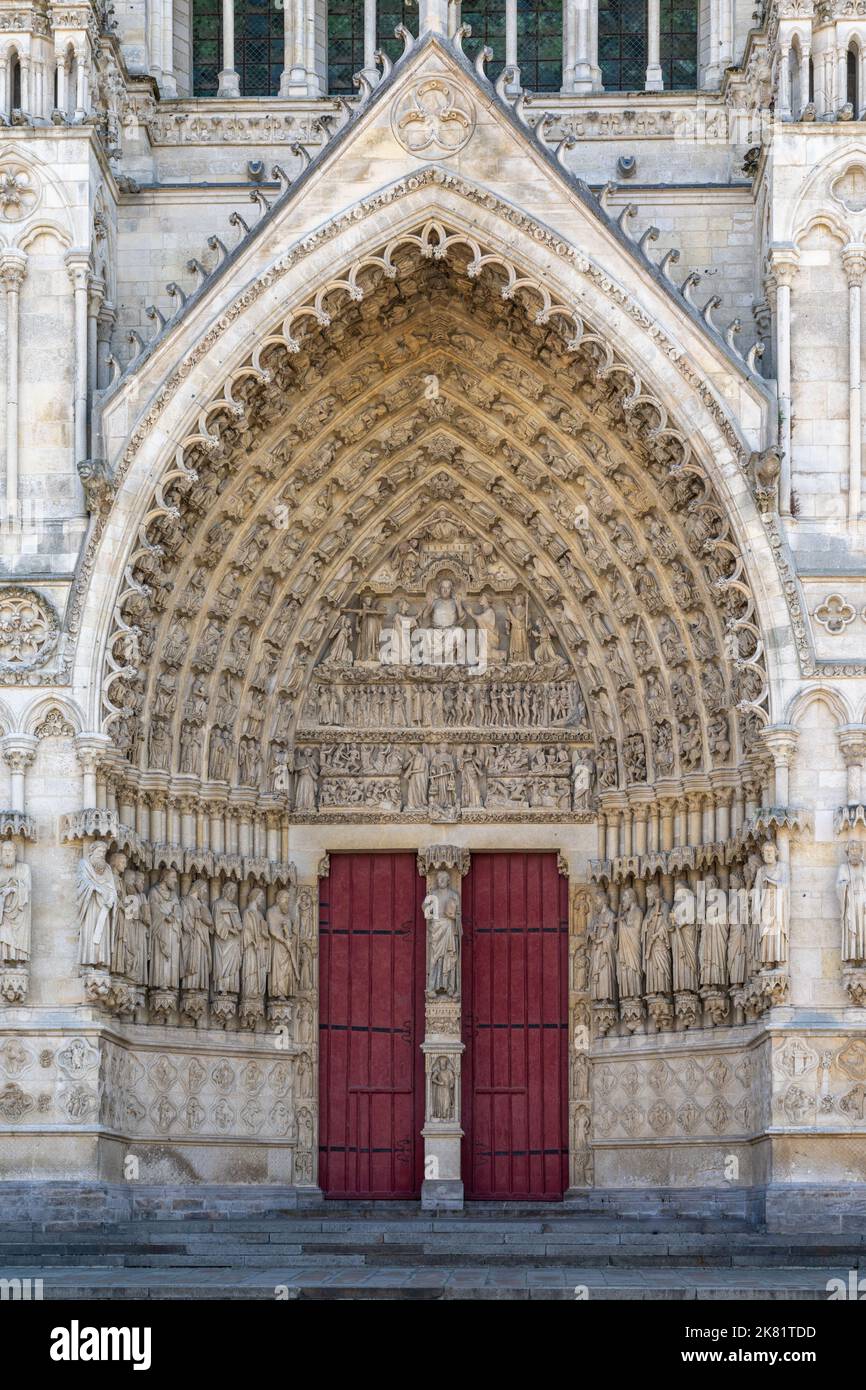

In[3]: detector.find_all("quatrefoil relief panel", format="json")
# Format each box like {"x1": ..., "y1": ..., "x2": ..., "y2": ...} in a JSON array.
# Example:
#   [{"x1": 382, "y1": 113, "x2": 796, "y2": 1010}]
[
  {"x1": 831, "y1": 164, "x2": 866, "y2": 214},
  {"x1": 0, "y1": 160, "x2": 40, "y2": 222},
  {"x1": 814, "y1": 593, "x2": 856, "y2": 634},
  {"x1": 391, "y1": 77, "x2": 476, "y2": 158}
]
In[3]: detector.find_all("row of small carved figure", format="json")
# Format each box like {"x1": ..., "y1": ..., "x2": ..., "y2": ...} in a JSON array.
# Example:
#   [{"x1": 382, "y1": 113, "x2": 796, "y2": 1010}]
[
  {"x1": 76, "y1": 842, "x2": 314, "y2": 1027},
  {"x1": 307, "y1": 680, "x2": 584, "y2": 729},
  {"x1": 585, "y1": 846, "x2": 790, "y2": 1030}
]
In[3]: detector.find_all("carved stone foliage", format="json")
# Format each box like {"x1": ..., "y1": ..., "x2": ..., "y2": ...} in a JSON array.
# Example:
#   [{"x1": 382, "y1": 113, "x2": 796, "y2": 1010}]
[
  {"x1": 0, "y1": 588, "x2": 59, "y2": 674},
  {"x1": 100, "y1": 232, "x2": 766, "y2": 827}
]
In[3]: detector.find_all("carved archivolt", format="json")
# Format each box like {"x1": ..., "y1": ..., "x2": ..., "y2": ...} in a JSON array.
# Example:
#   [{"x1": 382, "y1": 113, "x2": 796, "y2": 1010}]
[{"x1": 97, "y1": 217, "x2": 768, "y2": 829}]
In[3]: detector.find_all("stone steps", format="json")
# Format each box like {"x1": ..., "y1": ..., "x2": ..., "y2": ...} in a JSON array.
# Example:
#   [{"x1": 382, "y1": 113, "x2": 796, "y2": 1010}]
[{"x1": 0, "y1": 1208, "x2": 861, "y2": 1298}]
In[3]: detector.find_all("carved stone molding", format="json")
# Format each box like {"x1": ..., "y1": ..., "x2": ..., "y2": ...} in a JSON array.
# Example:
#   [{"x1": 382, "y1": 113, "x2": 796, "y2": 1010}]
[
  {"x1": 60, "y1": 808, "x2": 119, "y2": 843},
  {"x1": 0, "y1": 812, "x2": 36, "y2": 841}
]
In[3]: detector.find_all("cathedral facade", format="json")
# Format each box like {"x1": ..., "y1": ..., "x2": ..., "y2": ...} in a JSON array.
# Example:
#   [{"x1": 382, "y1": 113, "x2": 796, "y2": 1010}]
[{"x1": 0, "y1": 0, "x2": 864, "y2": 1222}]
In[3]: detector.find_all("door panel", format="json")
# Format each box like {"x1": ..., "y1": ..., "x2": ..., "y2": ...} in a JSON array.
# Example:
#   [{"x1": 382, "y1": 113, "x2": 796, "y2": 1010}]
[
  {"x1": 318, "y1": 853, "x2": 425, "y2": 1198},
  {"x1": 462, "y1": 852, "x2": 569, "y2": 1200}
]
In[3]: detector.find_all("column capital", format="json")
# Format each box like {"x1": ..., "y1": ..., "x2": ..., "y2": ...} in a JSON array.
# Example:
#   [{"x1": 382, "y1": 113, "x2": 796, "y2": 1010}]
[
  {"x1": 73, "y1": 731, "x2": 111, "y2": 775},
  {"x1": 767, "y1": 243, "x2": 800, "y2": 287},
  {"x1": 843, "y1": 242, "x2": 866, "y2": 287},
  {"x1": 838, "y1": 723, "x2": 866, "y2": 764},
  {"x1": 761, "y1": 723, "x2": 799, "y2": 766},
  {"x1": 0, "y1": 733, "x2": 36, "y2": 773},
  {"x1": 0, "y1": 250, "x2": 27, "y2": 289},
  {"x1": 64, "y1": 248, "x2": 91, "y2": 288}
]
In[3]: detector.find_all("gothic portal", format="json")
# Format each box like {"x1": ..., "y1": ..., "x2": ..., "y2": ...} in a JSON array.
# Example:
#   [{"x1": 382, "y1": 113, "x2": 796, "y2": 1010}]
[{"x1": 0, "y1": 5, "x2": 865, "y2": 1224}]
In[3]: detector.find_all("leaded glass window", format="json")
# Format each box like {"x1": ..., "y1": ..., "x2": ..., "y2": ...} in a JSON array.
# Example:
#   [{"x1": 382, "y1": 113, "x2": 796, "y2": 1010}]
[
  {"x1": 192, "y1": 0, "x2": 222, "y2": 95},
  {"x1": 461, "y1": 0, "x2": 507, "y2": 85},
  {"x1": 377, "y1": 0, "x2": 419, "y2": 71},
  {"x1": 660, "y1": 0, "x2": 697, "y2": 90},
  {"x1": 517, "y1": 0, "x2": 562, "y2": 92},
  {"x1": 327, "y1": 0, "x2": 364, "y2": 93},
  {"x1": 598, "y1": 0, "x2": 646, "y2": 91},
  {"x1": 235, "y1": 0, "x2": 283, "y2": 96}
]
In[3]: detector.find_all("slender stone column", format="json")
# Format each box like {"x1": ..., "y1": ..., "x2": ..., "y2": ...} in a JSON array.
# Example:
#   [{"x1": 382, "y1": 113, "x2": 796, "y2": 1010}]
[
  {"x1": 217, "y1": 0, "x2": 240, "y2": 96},
  {"x1": 280, "y1": 0, "x2": 322, "y2": 95},
  {"x1": 778, "y1": 43, "x2": 791, "y2": 119},
  {"x1": 505, "y1": 0, "x2": 520, "y2": 88},
  {"x1": 1, "y1": 735, "x2": 36, "y2": 813},
  {"x1": 65, "y1": 251, "x2": 90, "y2": 473},
  {"x1": 645, "y1": 0, "x2": 662, "y2": 90},
  {"x1": 843, "y1": 243, "x2": 866, "y2": 523},
  {"x1": 0, "y1": 251, "x2": 26, "y2": 522},
  {"x1": 74, "y1": 734, "x2": 112, "y2": 810},
  {"x1": 418, "y1": 844, "x2": 470, "y2": 1212},
  {"x1": 418, "y1": 0, "x2": 449, "y2": 35},
  {"x1": 768, "y1": 246, "x2": 799, "y2": 517},
  {"x1": 567, "y1": 0, "x2": 592, "y2": 92},
  {"x1": 798, "y1": 42, "x2": 811, "y2": 114}
]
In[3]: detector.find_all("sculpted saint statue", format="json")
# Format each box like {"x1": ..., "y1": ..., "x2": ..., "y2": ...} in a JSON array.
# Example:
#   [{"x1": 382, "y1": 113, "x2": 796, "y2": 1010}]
[
  {"x1": 670, "y1": 878, "x2": 699, "y2": 992},
  {"x1": 123, "y1": 867, "x2": 149, "y2": 988},
  {"x1": 148, "y1": 870, "x2": 182, "y2": 990},
  {"x1": 294, "y1": 750, "x2": 319, "y2": 811},
  {"x1": 424, "y1": 870, "x2": 461, "y2": 996},
  {"x1": 754, "y1": 841, "x2": 789, "y2": 969},
  {"x1": 328, "y1": 614, "x2": 355, "y2": 665},
  {"x1": 0, "y1": 840, "x2": 31, "y2": 967},
  {"x1": 212, "y1": 881, "x2": 243, "y2": 994},
  {"x1": 241, "y1": 888, "x2": 269, "y2": 1006},
  {"x1": 699, "y1": 873, "x2": 729, "y2": 988},
  {"x1": 616, "y1": 886, "x2": 644, "y2": 999},
  {"x1": 430, "y1": 1057, "x2": 456, "y2": 1120},
  {"x1": 76, "y1": 839, "x2": 118, "y2": 970},
  {"x1": 268, "y1": 887, "x2": 300, "y2": 999},
  {"x1": 355, "y1": 595, "x2": 385, "y2": 663},
  {"x1": 641, "y1": 882, "x2": 672, "y2": 995},
  {"x1": 109, "y1": 850, "x2": 130, "y2": 977},
  {"x1": 466, "y1": 591, "x2": 503, "y2": 663},
  {"x1": 181, "y1": 878, "x2": 213, "y2": 992},
  {"x1": 421, "y1": 578, "x2": 465, "y2": 631},
  {"x1": 429, "y1": 745, "x2": 457, "y2": 811},
  {"x1": 505, "y1": 593, "x2": 531, "y2": 663},
  {"x1": 726, "y1": 869, "x2": 748, "y2": 987},
  {"x1": 838, "y1": 841, "x2": 866, "y2": 965},
  {"x1": 588, "y1": 887, "x2": 617, "y2": 1002},
  {"x1": 404, "y1": 748, "x2": 429, "y2": 809}
]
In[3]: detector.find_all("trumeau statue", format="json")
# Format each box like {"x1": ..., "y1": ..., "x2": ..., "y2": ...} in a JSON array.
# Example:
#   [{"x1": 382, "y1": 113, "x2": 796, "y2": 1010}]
[
  {"x1": 424, "y1": 869, "x2": 461, "y2": 997},
  {"x1": 77, "y1": 840, "x2": 118, "y2": 970},
  {"x1": 0, "y1": 840, "x2": 31, "y2": 967},
  {"x1": 754, "y1": 840, "x2": 790, "y2": 969},
  {"x1": 838, "y1": 841, "x2": 866, "y2": 965}
]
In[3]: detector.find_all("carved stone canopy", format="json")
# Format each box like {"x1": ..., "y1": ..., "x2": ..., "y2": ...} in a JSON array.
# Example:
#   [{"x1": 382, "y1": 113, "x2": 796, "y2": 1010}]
[{"x1": 418, "y1": 844, "x2": 471, "y2": 877}]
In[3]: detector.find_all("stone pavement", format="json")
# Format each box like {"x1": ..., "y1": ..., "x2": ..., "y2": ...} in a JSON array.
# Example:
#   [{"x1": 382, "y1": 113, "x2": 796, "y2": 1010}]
[{"x1": 0, "y1": 1206, "x2": 861, "y2": 1300}]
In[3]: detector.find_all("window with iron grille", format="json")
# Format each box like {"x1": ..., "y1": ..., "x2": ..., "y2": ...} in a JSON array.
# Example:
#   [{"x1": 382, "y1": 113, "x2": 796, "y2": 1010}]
[
  {"x1": 377, "y1": 0, "x2": 419, "y2": 72},
  {"x1": 192, "y1": 0, "x2": 222, "y2": 95},
  {"x1": 461, "y1": 0, "x2": 508, "y2": 85},
  {"x1": 235, "y1": 0, "x2": 283, "y2": 95},
  {"x1": 517, "y1": 0, "x2": 562, "y2": 92},
  {"x1": 598, "y1": 0, "x2": 646, "y2": 91},
  {"x1": 327, "y1": 0, "x2": 364, "y2": 93},
  {"x1": 660, "y1": 0, "x2": 697, "y2": 89}
]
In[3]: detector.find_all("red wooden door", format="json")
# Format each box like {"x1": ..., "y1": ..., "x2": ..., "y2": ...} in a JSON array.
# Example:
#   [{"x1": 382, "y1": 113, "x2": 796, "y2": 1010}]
[
  {"x1": 318, "y1": 853, "x2": 425, "y2": 1198},
  {"x1": 462, "y1": 852, "x2": 569, "y2": 1200}
]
